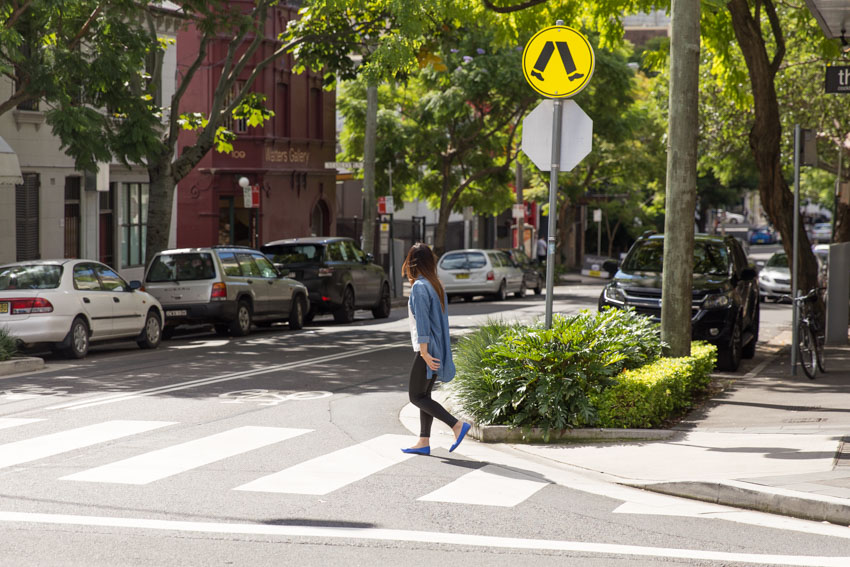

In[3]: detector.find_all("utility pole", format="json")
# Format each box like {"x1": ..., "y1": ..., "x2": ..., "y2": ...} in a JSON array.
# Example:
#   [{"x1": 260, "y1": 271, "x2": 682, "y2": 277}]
[
  {"x1": 362, "y1": 82, "x2": 378, "y2": 256},
  {"x1": 660, "y1": 0, "x2": 700, "y2": 357}
]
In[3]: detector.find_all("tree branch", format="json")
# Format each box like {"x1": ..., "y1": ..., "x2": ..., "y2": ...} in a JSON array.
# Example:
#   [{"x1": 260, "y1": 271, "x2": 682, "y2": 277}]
[
  {"x1": 764, "y1": 0, "x2": 786, "y2": 77},
  {"x1": 481, "y1": 0, "x2": 549, "y2": 14}
]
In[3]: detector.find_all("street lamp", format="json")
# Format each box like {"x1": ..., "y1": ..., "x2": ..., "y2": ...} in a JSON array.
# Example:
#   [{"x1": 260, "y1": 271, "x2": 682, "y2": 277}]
[{"x1": 238, "y1": 176, "x2": 250, "y2": 189}]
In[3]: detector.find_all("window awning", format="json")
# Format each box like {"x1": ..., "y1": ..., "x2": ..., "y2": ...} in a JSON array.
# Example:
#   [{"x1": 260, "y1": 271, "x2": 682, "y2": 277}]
[
  {"x1": 805, "y1": 0, "x2": 850, "y2": 39},
  {"x1": 0, "y1": 135, "x2": 22, "y2": 186}
]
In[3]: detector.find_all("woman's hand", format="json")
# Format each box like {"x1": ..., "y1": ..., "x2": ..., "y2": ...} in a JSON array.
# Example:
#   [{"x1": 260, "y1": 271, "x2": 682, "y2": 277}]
[{"x1": 420, "y1": 348, "x2": 440, "y2": 372}]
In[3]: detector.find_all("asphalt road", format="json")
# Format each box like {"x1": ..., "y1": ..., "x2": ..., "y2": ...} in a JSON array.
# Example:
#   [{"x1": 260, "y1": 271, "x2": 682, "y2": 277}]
[{"x1": 1, "y1": 279, "x2": 846, "y2": 566}]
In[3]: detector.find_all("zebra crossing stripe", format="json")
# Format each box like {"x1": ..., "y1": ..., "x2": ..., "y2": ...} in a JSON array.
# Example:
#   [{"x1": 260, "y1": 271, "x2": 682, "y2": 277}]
[
  {"x1": 235, "y1": 434, "x2": 414, "y2": 495},
  {"x1": 418, "y1": 465, "x2": 549, "y2": 507},
  {"x1": 0, "y1": 420, "x2": 174, "y2": 469},
  {"x1": 61, "y1": 426, "x2": 311, "y2": 485},
  {"x1": 0, "y1": 418, "x2": 43, "y2": 431}
]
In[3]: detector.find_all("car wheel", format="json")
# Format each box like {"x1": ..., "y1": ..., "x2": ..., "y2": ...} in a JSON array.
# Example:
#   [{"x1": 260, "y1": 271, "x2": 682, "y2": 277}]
[
  {"x1": 717, "y1": 319, "x2": 742, "y2": 371},
  {"x1": 742, "y1": 303, "x2": 759, "y2": 359},
  {"x1": 229, "y1": 300, "x2": 252, "y2": 336},
  {"x1": 491, "y1": 281, "x2": 507, "y2": 302},
  {"x1": 62, "y1": 317, "x2": 90, "y2": 360},
  {"x1": 372, "y1": 283, "x2": 391, "y2": 319},
  {"x1": 136, "y1": 310, "x2": 162, "y2": 350},
  {"x1": 289, "y1": 296, "x2": 305, "y2": 330},
  {"x1": 514, "y1": 282, "x2": 526, "y2": 299},
  {"x1": 333, "y1": 287, "x2": 356, "y2": 323}
]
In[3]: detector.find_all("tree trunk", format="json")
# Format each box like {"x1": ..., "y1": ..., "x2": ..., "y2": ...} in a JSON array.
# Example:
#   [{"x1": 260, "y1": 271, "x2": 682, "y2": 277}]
[
  {"x1": 727, "y1": 0, "x2": 819, "y2": 294},
  {"x1": 661, "y1": 0, "x2": 700, "y2": 357},
  {"x1": 145, "y1": 156, "x2": 176, "y2": 266},
  {"x1": 361, "y1": 82, "x2": 378, "y2": 256}
]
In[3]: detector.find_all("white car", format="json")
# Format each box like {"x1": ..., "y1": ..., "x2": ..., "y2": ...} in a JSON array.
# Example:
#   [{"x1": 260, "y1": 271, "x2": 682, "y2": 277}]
[
  {"x1": 721, "y1": 211, "x2": 746, "y2": 224},
  {"x1": 438, "y1": 249, "x2": 525, "y2": 301},
  {"x1": 810, "y1": 222, "x2": 832, "y2": 243},
  {"x1": 758, "y1": 252, "x2": 791, "y2": 302},
  {"x1": 0, "y1": 259, "x2": 164, "y2": 358}
]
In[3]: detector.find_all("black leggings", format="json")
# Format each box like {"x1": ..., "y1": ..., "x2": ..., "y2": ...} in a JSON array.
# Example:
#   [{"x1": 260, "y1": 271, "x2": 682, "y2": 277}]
[{"x1": 409, "y1": 352, "x2": 458, "y2": 438}]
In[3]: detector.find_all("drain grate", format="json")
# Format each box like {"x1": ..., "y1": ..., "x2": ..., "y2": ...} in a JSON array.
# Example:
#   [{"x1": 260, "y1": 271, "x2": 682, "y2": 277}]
[{"x1": 782, "y1": 417, "x2": 826, "y2": 423}]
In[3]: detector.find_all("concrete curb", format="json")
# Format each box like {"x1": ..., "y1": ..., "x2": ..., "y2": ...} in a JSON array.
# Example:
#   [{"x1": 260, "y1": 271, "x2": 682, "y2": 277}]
[
  {"x1": 628, "y1": 479, "x2": 850, "y2": 526},
  {"x1": 473, "y1": 424, "x2": 676, "y2": 443},
  {"x1": 0, "y1": 357, "x2": 44, "y2": 377}
]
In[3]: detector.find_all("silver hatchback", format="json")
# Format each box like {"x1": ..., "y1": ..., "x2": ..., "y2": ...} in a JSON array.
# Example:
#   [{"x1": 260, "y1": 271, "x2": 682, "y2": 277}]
[
  {"x1": 437, "y1": 249, "x2": 525, "y2": 301},
  {"x1": 143, "y1": 246, "x2": 309, "y2": 337}
]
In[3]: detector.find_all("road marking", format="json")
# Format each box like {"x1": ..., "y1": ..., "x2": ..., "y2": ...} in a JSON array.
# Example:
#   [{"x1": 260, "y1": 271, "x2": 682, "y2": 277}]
[
  {"x1": 61, "y1": 426, "x2": 311, "y2": 485},
  {"x1": 418, "y1": 465, "x2": 549, "y2": 507},
  {"x1": 235, "y1": 434, "x2": 414, "y2": 495},
  {"x1": 0, "y1": 418, "x2": 43, "y2": 431},
  {"x1": 218, "y1": 389, "x2": 332, "y2": 406},
  {"x1": 169, "y1": 340, "x2": 230, "y2": 350},
  {"x1": 0, "y1": 510, "x2": 845, "y2": 566},
  {"x1": 0, "y1": 420, "x2": 173, "y2": 469},
  {"x1": 46, "y1": 342, "x2": 405, "y2": 411}
]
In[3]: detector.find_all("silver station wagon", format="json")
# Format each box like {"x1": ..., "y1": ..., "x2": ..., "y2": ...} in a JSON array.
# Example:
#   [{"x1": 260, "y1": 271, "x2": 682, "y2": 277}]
[
  {"x1": 143, "y1": 246, "x2": 309, "y2": 337},
  {"x1": 437, "y1": 249, "x2": 525, "y2": 301}
]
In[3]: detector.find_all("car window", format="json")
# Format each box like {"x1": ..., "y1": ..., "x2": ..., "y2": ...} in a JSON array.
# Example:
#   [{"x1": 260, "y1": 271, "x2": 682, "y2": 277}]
[
  {"x1": 766, "y1": 253, "x2": 789, "y2": 268},
  {"x1": 251, "y1": 254, "x2": 278, "y2": 278},
  {"x1": 497, "y1": 252, "x2": 514, "y2": 267},
  {"x1": 146, "y1": 253, "x2": 215, "y2": 282},
  {"x1": 487, "y1": 253, "x2": 502, "y2": 268},
  {"x1": 217, "y1": 251, "x2": 242, "y2": 277},
  {"x1": 95, "y1": 265, "x2": 128, "y2": 291},
  {"x1": 622, "y1": 240, "x2": 664, "y2": 273},
  {"x1": 327, "y1": 242, "x2": 346, "y2": 261},
  {"x1": 73, "y1": 264, "x2": 102, "y2": 291},
  {"x1": 345, "y1": 241, "x2": 365, "y2": 262},
  {"x1": 0, "y1": 265, "x2": 62, "y2": 290},
  {"x1": 236, "y1": 253, "x2": 261, "y2": 277},
  {"x1": 467, "y1": 253, "x2": 487, "y2": 269},
  {"x1": 262, "y1": 244, "x2": 324, "y2": 265},
  {"x1": 694, "y1": 243, "x2": 729, "y2": 275},
  {"x1": 440, "y1": 253, "x2": 468, "y2": 270}
]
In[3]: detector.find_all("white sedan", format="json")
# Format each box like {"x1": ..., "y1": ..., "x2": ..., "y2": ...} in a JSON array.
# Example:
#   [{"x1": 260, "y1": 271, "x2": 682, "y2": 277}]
[{"x1": 0, "y1": 259, "x2": 164, "y2": 358}]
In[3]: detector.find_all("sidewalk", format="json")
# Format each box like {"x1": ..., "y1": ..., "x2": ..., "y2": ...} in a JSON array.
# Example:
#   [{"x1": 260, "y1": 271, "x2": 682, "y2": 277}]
[{"x1": 401, "y1": 320, "x2": 850, "y2": 526}]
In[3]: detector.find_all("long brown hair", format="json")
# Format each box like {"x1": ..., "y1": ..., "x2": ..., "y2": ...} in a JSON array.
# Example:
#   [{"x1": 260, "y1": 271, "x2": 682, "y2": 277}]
[{"x1": 402, "y1": 243, "x2": 446, "y2": 312}]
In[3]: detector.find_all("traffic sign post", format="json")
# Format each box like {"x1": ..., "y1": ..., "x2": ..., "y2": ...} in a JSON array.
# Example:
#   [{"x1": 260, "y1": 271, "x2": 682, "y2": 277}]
[{"x1": 521, "y1": 20, "x2": 594, "y2": 328}]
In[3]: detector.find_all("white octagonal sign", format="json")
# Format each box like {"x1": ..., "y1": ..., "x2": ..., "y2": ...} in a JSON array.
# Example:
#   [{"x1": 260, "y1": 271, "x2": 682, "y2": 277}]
[{"x1": 522, "y1": 99, "x2": 592, "y2": 172}]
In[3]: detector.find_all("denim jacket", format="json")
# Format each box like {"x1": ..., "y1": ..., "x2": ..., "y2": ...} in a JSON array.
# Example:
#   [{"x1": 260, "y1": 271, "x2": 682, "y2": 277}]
[{"x1": 409, "y1": 277, "x2": 456, "y2": 382}]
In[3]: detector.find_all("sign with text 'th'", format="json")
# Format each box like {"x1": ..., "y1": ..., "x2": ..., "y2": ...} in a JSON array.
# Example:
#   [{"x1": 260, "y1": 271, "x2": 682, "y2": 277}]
[
  {"x1": 825, "y1": 66, "x2": 850, "y2": 94},
  {"x1": 522, "y1": 25, "x2": 595, "y2": 98}
]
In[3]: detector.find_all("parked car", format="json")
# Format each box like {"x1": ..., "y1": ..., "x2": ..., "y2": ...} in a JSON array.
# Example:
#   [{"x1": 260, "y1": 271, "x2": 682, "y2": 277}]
[
  {"x1": 747, "y1": 226, "x2": 777, "y2": 245},
  {"x1": 260, "y1": 237, "x2": 390, "y2": 323},
  {"x1": 758, "y1": 251, "x2": 791, "y2": 302},
  {"x1": 438, "y1": 249, "x2": 525, "y2": 301},
  {"x1": 0, "y1": 259, "x2": 164, "y2": 359},
  {"x1": 813, "y1": 244, "x2": 829, "y2": 289},
  {"x1": 810, "y1": 222, "x2": 832, "y2": 243},
  {"x1": 501, "y1": 248, "x2": 543, "y2": 295},
  {"x1": 598, "y1": 233, "x2": 759, "y2": 371},
  {"x1": 143, "y1": 245, "x2": 309, "y2": 337},
  {"x1": 718, "y1": 210, "x2": 746, "y2": 224}
]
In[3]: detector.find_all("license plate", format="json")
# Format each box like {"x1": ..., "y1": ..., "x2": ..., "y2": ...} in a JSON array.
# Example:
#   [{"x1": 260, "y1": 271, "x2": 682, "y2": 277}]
[
  {"x1": 0, "y1": 302, "x2": 7, "y2": 314},
  {"x1": 166, "y1": 309, "x2": 187, "y2": 317},
  {"x1": 455, "y1": 273, "x2": 470, "y2": 280}
]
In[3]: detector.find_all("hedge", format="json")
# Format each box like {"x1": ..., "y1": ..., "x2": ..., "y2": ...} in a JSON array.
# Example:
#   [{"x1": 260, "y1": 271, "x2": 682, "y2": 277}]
[
  {"x1": 0, "y1": 327, "x2": 18, "y2": 362},
  {"x1": 591, "y1": 342, "x2": 717, "y2": 429}
]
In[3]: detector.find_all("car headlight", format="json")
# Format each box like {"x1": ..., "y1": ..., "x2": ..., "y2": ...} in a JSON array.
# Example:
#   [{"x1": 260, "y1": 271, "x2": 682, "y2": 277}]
[
  {"x1": 760, "y1": 273, "x2": 773, "y2": 283},
  {"x1": 703, "y1": 291, "x2": 732, "y2": 309},
  {"x1": 603, "y1": 285, "x2": 626, "y2": 304}
]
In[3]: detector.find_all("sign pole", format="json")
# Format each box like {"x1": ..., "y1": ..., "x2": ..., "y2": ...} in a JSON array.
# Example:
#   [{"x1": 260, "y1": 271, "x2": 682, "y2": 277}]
[
  {"x1": 791, "y1": 124, "x2": 800, "y2": 375},
  {"x1": 544, "y1": 97, "x2": 563, "y2": 329}
]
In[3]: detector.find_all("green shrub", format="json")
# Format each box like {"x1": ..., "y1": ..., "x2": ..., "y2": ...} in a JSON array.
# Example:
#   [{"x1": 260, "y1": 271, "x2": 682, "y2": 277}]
[
  {"x1": 0, "y1": 327, "x2": 18, "y2": 362},
  {"x1": 450, "y1": 309, "x2": 664, "y2": 432},
  {"x1": 592, "y1": 342, "x2": 717, "y2": 429}
]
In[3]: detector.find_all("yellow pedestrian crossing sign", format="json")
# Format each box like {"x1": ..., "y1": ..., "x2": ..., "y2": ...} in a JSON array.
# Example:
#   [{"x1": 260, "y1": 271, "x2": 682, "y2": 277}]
[{"x1": 522, "y1": 25, "x2": 594, "y2": 98}]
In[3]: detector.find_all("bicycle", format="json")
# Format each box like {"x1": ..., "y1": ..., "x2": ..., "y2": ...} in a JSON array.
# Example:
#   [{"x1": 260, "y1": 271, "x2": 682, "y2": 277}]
[{"x1": 792, "y1": 289, "x2": 826, "y2": 379}]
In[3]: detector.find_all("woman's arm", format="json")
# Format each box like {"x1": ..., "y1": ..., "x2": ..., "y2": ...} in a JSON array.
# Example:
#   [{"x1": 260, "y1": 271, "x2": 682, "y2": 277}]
[{"x1": 419, "y1": 342, "x2": 440, "y2": 371}]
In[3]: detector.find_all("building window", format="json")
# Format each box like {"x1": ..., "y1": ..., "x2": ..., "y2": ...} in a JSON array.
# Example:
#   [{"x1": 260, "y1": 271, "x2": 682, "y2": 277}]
[
  {"x1": 15, "y1": 173, "x2": 40, "y2": 261},
  {"x1": 224, "y1": 80, "x2": 248, "y2": 134},
  {"x1": 276, "y1": 82, "x2": 289, "y2": 137},
  {"x1": 310, "y1": 87, "x2": 322, "y2": 139},
  {"x1": 100, "y1": 184, "x2": 115, "y2": 266},
  {"x1": 121, "y1": 182, "x2": 149, "y2": 268}
]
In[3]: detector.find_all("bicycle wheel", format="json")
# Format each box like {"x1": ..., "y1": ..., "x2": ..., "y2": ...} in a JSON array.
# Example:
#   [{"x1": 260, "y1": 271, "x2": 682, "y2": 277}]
[
  {"x1": 816, "y1": 335, "x2": 826, "y2": 373},
  {"x1": 797, "y1": 321, "x2": 817, "y2": 380}
]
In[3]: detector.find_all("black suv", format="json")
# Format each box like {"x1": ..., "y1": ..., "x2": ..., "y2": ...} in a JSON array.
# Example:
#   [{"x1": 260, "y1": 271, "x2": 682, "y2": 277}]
[
  {"x1": 598, "y1": 233, "x2": 759, "y2": 372},
  {"x1": 260, "y1": 237, "x2": 391, "y2": 323}
]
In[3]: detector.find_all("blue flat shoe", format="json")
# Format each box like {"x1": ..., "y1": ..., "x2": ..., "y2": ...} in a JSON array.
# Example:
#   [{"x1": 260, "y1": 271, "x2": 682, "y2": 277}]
[
  {"x1": 449, "y1": 422, "x2": 471, "y2": 453},
  {"x1": 401, "y1": 446, "x2": 430, "y2": 455}
]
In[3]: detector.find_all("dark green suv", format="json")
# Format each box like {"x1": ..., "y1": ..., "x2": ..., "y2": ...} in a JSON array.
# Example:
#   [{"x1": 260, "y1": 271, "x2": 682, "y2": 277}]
[{"x1": 598, "y1": 233, "x2": 759, "y2": 371}]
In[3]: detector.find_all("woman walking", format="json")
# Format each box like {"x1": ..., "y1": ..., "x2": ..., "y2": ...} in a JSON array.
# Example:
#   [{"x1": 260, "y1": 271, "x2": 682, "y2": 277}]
[{"x1": 401, "y1": 243, "x2": 471, "y2": 455}]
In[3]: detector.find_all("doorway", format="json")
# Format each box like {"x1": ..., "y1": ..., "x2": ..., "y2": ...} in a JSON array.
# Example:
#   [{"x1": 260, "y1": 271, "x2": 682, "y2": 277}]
[{"x1": 219, "y1": 196, "x2": 257, "y2": 247}]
